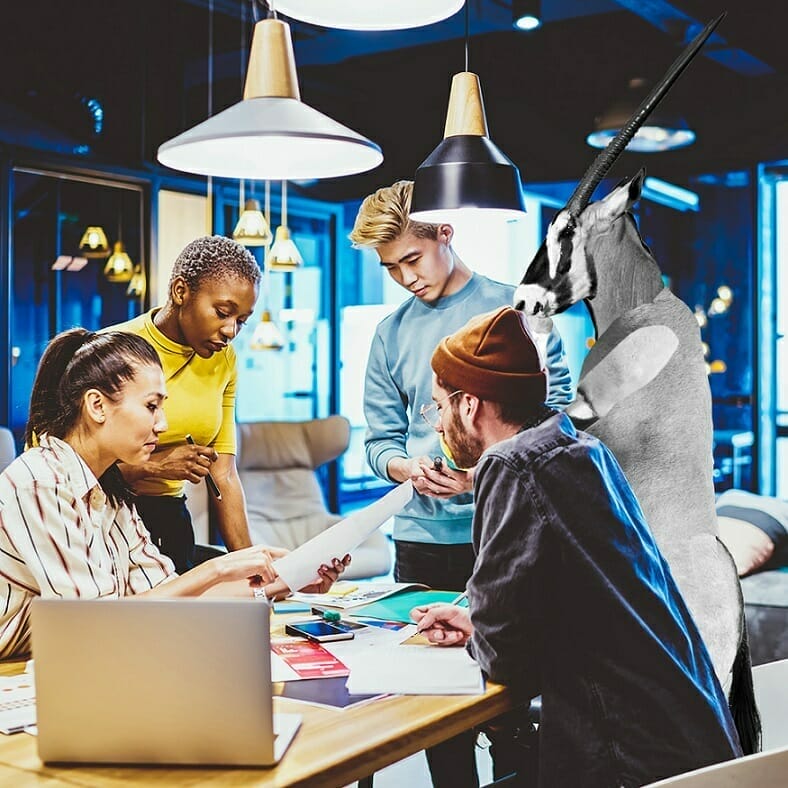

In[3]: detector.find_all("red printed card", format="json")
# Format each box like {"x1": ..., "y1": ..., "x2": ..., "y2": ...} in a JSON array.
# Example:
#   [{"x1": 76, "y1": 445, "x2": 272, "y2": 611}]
[{"x1": 271, "y1": 640, "x2": 350, "y2": 679}]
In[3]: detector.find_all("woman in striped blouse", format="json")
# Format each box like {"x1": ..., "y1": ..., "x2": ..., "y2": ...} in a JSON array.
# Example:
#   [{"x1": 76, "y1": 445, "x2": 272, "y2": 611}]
[{"x1": 0, "y1": 328, "x2": 346, "y2": 659}]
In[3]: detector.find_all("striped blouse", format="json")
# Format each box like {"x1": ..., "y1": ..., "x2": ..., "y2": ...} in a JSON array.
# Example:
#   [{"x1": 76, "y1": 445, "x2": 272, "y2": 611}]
[{"x1": 0, "y1": 435, "x2": 175, "y2": 659}]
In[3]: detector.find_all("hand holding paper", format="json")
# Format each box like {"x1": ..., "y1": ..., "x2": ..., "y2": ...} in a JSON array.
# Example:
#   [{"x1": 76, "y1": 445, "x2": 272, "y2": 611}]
[{"x1": 274, "y1": 481, "x2": 413, "y2": 592}]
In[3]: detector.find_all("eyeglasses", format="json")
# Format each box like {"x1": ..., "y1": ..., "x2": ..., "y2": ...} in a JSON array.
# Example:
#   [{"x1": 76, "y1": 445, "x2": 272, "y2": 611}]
[{"x1": 419, "y1": 390, "x2": 463, "y2": 430}]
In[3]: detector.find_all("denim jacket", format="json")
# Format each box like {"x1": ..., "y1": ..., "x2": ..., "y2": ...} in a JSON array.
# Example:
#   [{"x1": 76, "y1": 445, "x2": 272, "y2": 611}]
[{"x1": 467, "y1": 413, "x2": 741, "y2": 787}]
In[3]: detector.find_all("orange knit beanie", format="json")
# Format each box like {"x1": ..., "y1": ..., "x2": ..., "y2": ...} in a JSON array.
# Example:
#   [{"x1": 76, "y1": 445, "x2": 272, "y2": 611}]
[{"x1": 431, "y1": 306, "x2": 547, "y2": 405}]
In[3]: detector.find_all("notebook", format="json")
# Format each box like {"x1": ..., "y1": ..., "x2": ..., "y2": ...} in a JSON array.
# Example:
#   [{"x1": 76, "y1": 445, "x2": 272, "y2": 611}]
[{"x1": 31, "y1": 597, "x2": 301, "y2": 766}]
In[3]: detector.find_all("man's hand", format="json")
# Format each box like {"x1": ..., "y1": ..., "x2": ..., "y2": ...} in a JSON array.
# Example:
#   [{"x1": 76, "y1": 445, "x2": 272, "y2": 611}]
[
  {"x1": 414, "y1": 457, "x2": 474, "y2": 499},
  {"x1": 411, "y1": 603, "x2": 473, "y2": 646},
  {"x1": 149, "y1": 443, "x2": 219, "y2": 483}
]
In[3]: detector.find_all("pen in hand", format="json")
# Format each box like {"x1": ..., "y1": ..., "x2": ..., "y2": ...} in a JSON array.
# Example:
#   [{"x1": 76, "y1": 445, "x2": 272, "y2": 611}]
[{"x1": 185, "y1": 434, "x2": 222, "y2": 501}]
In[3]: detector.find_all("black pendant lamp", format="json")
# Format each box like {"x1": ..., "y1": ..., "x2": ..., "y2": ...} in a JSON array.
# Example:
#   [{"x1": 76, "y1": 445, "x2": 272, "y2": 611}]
[{"x1": 410, "y1": 4, "x2": 525, "y2": 223}]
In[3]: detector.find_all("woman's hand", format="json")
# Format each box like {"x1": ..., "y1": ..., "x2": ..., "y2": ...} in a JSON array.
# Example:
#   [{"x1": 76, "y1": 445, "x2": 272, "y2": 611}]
[
  {"x1": 299, "y1": 554, "x2": 352, "y2": 594},
  {"x1": 211, "y1": 544, "x2": 280, "y2": 585},
  {"x1": 411, "y1": 603, "x2": 473, "y2": 646},
  {"x1": 147, "y1": 443, "x2": 219, "y2": 483},
  {"x1": 261, "y1": 554, "x2": 352, "y2": 601}
]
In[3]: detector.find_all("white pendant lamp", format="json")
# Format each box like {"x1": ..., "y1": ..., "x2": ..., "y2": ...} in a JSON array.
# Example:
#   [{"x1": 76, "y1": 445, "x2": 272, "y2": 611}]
[
  {"x1": 251, "y1": 181, "x2": 285, "y2": 351},
  {"x1": 157, "y1": 18, "x2": 382, "y2": 180},
  {"x1": 267, "y1": 181, "x2": 303, "y2": 271},
  {"x1": 250, "y1": 309, "x2": 285, "y2": 350},
  {"x1": 586, "y1": 78, "x2": 696, "y2": 153},
  {"x1": 275, "y1": 0, "x2": 464, "y2": 31},
  {"x1": 233, "y1": 198, "x2": 272, "y2": 246}
]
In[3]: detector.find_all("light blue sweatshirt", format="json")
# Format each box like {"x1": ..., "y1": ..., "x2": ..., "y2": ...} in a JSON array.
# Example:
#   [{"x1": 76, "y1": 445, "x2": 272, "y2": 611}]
[{"x1": 364, "y1": 273, "x2": 573, "y2": 544}]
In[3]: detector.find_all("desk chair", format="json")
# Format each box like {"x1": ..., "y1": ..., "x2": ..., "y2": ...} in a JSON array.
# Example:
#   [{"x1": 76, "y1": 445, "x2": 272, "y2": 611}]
[
  {"x1": 237, "y1": 417, "x2": 392, "y2": 580},
  {"x1": 0, "y1": 427, "x2": 16, "y2": 473},
  {"x1": 641, "y1": 744, "x2": 788, "y2": 787},
  {"x1": 753, "y1": 658, "x2": 788, "y2": 751}
]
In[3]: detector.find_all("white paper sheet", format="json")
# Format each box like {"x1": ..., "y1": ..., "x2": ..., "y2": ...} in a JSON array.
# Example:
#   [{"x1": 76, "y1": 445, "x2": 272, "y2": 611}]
[
  {"x1": 274, "y1": 481, "x2": 413, "y2": 592},
  {"x1": 345, "y1": 644, "x2": 484, "y2": 696}
]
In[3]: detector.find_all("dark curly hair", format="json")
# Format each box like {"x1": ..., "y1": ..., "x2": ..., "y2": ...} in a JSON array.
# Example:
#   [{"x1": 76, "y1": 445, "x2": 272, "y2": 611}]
[
  {"x1": 25, "y1": 329, "x2": 163, "y2": 506},
  {"x1": 168, "y1": 235, "x2": 261, "y2": 293}
]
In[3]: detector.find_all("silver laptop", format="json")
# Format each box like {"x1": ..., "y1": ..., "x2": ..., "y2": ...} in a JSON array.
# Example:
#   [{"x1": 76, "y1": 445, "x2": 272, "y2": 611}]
[{"x1": 31, "y1": 597, "x2": 301, "y2": 766}]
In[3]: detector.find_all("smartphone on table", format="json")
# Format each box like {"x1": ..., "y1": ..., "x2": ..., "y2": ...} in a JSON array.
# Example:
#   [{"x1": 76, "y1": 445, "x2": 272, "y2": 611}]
[{"x1": 285, "y1": 620, "x2": 355, "y2": 643}]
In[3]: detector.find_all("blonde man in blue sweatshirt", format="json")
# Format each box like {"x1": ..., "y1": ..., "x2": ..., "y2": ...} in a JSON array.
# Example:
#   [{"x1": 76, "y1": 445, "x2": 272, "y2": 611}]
[{"x1": 350, "y1": 180, "x2": 572, "y2": 788}]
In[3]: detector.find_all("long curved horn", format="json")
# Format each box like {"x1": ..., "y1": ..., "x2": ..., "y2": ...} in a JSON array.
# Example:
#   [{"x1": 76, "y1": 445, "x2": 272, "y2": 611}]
[{"x1": 565, "y1": 12, "x2": 725, "y2": 217}]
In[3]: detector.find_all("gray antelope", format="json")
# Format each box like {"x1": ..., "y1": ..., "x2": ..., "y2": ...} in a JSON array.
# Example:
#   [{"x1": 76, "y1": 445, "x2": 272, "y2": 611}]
[{"x1": 514, "y1": 13, "x2": 760, "y2": 754}]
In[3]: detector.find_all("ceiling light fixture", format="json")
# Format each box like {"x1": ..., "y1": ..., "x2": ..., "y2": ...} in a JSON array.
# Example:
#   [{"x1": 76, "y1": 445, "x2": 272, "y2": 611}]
[
  {"x1": 251, "y1": 180, "x2": 285, "y2": 351},
  {"x1": 267, "y1": 181, "x2": 303, "y2": 271},
  {"x1": 104, "y1": 241, "x2": 135, "y2": 282},
  {"x1": 274, "y1": 0, "x2": 464, "y2": 30},
  {"x1": 104, "y1": 193, "x2": 135, "y2": 282},
  {"x1": 512, "y1": 0, "x2": 541, "y2": 31},
  {"x1": 78, "y1": 226, "x2": 110, "y2": 258},
  {"x1": 586, "y1": 77, "x2": 696, "y2": 152},
  {"x1": 157, "y1": 14, "x2": 382, "y2": 180},
  {"x1": 410, "y1": 2, "x2": 526, "y2": 223},
  {"x1": 233, "y1": 185, "x2": 272, "y2": 247},
  {"x1": 127, "y1": 265, "x2": 147, "y2": 299}
]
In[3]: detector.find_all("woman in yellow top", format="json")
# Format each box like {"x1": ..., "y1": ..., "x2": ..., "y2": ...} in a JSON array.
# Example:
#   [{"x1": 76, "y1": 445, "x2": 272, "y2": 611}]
[{"x1": 110, "y1": 236, "x2": 262, "y2": 573}]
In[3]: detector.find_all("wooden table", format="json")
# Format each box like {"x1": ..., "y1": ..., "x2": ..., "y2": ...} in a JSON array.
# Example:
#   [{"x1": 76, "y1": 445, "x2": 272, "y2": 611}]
[{"x1": 0, "y1": 654, "x2": 511, "y2": 787}]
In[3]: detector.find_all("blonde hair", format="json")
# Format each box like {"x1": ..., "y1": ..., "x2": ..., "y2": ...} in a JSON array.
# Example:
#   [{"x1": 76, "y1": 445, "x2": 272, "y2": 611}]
[{"x1": 349, "y1": 180, "x2": 438, "y2": 248}]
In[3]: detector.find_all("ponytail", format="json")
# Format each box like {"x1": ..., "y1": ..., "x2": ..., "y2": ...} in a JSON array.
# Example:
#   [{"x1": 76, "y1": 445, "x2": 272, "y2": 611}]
[
  {"x1": 25, "y1": 328, "x2": 162, "y2": 506},
  {"x1": 25, "y1": 328, "x2": 95, "y2": 447}
]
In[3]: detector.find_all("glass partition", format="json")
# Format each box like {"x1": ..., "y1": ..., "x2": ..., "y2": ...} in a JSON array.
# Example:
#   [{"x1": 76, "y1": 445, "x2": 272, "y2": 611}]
[{"x1": 9, "y1": 167, "x2": 146, "y2": 445}]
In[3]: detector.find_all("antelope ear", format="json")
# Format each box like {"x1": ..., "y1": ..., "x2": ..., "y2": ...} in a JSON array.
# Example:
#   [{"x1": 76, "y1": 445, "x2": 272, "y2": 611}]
[{"x1": 589, "y1": 169, "x2": 646, "y2": 230}]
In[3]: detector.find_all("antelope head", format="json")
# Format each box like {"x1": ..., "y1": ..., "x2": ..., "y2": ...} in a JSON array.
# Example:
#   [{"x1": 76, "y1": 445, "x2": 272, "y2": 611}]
[{"x1": 515, "y1": 14, "x2": 723, "y2": 323}]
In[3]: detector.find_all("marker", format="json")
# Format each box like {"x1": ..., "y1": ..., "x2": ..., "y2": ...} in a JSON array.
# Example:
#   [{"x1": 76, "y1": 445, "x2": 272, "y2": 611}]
[{"x1": 184, "y1": 434, "x2": 222, "y2": 501}]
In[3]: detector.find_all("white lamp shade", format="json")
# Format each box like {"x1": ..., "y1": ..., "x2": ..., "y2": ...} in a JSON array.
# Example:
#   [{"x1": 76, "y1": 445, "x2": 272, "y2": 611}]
[
  {"x1": 267, "y1": 225, "x2": 304, "y2": 270},
  {"x1": 158, "y1": 97, "x2": 382, "y2": 180},
  {"x1": 157, "y1": 19, "x2": 382, "y2": 180},
  {"x1": 233, "y1": 199, "x2": 272, "y2": 246},
  {"x1": 250, "y1": 311, "x2": 285, "y2": 351},
  {"x1": 275, "y1": 0, "x2": 464, "y2": 30}
]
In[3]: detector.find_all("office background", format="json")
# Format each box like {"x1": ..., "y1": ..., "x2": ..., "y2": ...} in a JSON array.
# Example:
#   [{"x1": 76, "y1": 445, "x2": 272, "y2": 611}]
[{"x1": 0, "y1": 0, "x2": 786, "y2": 510}]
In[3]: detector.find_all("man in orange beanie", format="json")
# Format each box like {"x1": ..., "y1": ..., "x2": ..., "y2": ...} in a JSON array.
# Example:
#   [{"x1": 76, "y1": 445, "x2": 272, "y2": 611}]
[{"x1": 413, "y1": 306, "x2": 742, "y2": 788}]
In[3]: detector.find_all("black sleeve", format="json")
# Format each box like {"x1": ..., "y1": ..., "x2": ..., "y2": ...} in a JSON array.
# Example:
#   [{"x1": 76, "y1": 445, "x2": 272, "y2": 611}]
[{"x1": 467, "y1": 453, "x2": 548, "y2": 698}]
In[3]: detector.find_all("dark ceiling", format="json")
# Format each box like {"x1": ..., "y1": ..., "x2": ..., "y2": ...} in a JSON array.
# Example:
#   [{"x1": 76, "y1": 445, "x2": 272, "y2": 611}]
[{"x1": 2, "y1": 0, "x2": 787, "y2": 203}]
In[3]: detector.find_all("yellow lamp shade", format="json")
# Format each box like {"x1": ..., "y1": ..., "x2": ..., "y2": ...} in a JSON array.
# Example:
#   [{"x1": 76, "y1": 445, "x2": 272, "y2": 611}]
[
  {"x1": 79, "y1": 226, "x2": 110, "y2": 258},
  {"x1": 103, "y1": 241, "x2": 135, "y2": 282},
  {"x1": 127, "y1": 265, "x2": 146, "y2": 298}
]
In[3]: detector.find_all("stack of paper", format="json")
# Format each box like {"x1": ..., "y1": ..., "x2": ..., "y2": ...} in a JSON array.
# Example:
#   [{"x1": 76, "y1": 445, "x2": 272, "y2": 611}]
[{"x1": 346, "y1": 645, "x2": 484, "y2": 696}]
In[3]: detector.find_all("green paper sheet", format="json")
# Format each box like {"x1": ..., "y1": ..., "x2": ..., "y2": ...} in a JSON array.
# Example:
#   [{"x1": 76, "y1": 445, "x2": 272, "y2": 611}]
[{"x1": 352, "y1": 589, "x2": 468, "y2": 623}]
